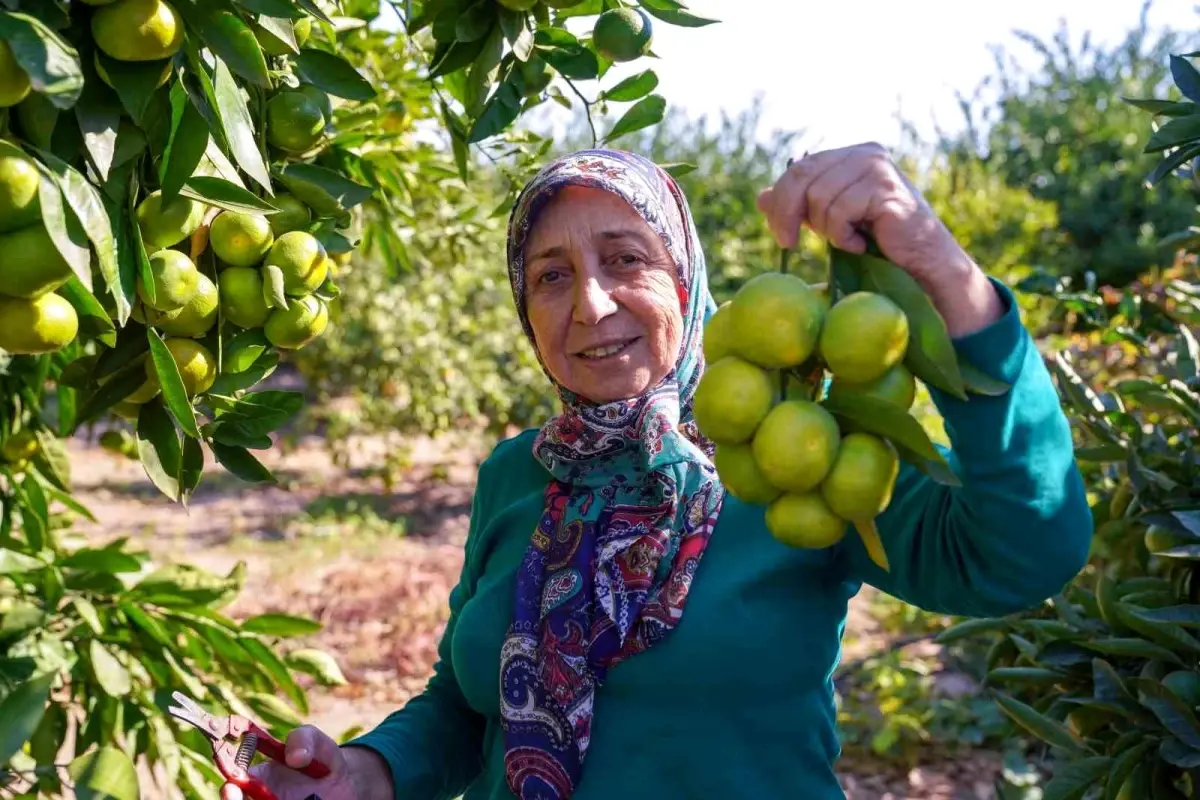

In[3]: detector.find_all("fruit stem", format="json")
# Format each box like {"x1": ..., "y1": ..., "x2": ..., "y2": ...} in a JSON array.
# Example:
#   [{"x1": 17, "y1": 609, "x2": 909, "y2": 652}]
[{"x1": 779, "y1": 247, "x2": 790, "y2": 275}]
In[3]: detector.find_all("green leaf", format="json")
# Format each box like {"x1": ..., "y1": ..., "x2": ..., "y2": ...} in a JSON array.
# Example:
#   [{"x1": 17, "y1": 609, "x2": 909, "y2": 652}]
[
  {"x1": 934, "y1": 617, "x2": 1008, "y2": 644},
  {"x1": 856, "y1": 253, "x2": 967, "y2": 400},
  {"x1": 255, "y1": 15, "x2": 299, "y2": 54},
  {"x1": 129, "y1": 563, "x2": 240, "y2": 607},
  {"x1": 32, "y1": 148, "x2": 118, "y2": 297},
  {"x1": 180, "y1": 436, "x2": 204, "y2": 502},
  {"x1": 137, "y1": 400, "x2": 183, "y2": 502},
  {"x1": 468, "y1": 80, "x2": 523, "y2": 143},
  {"x1": 59, "y1": 548, "x2": 140, "y2": 574},
  {"x1": 146, "y1": 329, "x2": 201, "y2": 438},
  {"x1": 1134, "y1": 604, "x2": 1200, "y2": 627},
  {"x1": 1144, "y1": 114, "x2": 1200, "y2": 154},
  {"x1": 0, "y1": 672, "x2": 53, "y2": 764},
  {"x1": 239, "y1": 636, "x2": 308, "y2": 712},
  {"x1": 660, "y1": 161, "x2": 696, "y2": 177},
  {"x1": 959, "y1": 359, "x2": 1011, "y2": 396},
  {"x1": 215, "y1": 390, "x2": 304, "y2": 435},
  {"x1": 1171, "y1": 55, "x2": 1200, "y2": 105},
  {"x1": 1118, "y1": 602, "x2": 1200, "y2": 654},
  {"x1": 0, "y1": 549, "x2": 43, "y2": 573},
  {"x1": 1160, "y1": 737, "x2": 1200, "y2": 768},
  {"x1": 499, "y1": 9, "x2": 533, "y2": 62},
  {"x1": 603, "y1": 93, "x2": 666, "y2": 142},
  {"x1": 274, "y1": 162, "x2": 373, "y2": 216},
  {"x1": 262, "y1": 263, "x2": 289, "y2": 309},
  {"x1": 72, "y1": 597, "x2": 104, "y2": 636},
  {"x1": 1081, "y1": 637, "x2": 1183, "y2": 665},
  {"x1": 209, "y1": 441, "x2": 276, "y2": 484},
  {"x1": 285, "y1": 648, "x2": 347, "y2": 686},
  {"x1": 35, "y1": 167, "x2": 91, "y2": 289},
  {"x1": 829, "y1": 246, "x2": 862, "y2": 298},
  {"x1": 428, "y1": 36, "x2": 489, "y2": 79},
  {"x1": 244, "y1": 692, "x2": 303, "y2": 730},
  {"x1": 1137, "y1": 677, "x2": 1200, "y2": 748},
  {"x1": 1104, "y1": 742, "x2": 1155, "y2": 800},
  {"x1": 821, "y1": 393, "x2": 950, "y2": 466},
  {"x1": 1124, "y1": 97, "x2": 1200, "y2": 116},
  {"x1": 1149, "y1": 141, "x2": 1200, "y2": 186},
  {"x1": 121, "y1": 604, "x2": 172, "y2": 648},
  {"x1": 638, "y1": 3, "x2": 719, "y2": 27},
  {"x1": 67, "y1": 745, "x2": 140, "y2": 800},
  {"x1": 180, "y1": 176, "x2": 279, "y2": 214},
  {"x1": 75, "y1": 80, "x2": 121, "y2": 183},
  {"x1": 536, "y1": 39, "x2": 599, "y2": 80},
  {"x1": 180, "y1": 4, "x2": 270, "y2": 87},
  {"x1": 160, "y1": 87, "x2": 211, "y2": 202},
  {"x1": 294, "y1": 48, "x2": 376, "y2": 100},
  {"x1": 993, "y1": 692, "x2": 1088, "y2": 754},
  {"x1": 94, "y1": 52, "x2": 169, "y2": 124},
  {"x1": 0, "y1": 11, "x2": 83, "y2": 108},
  {"x1": 211, "y1": 57, "x2": 272, "y2": 192},
  {"x1": 88, "y1": 641, "x2": 131, "y2": 697},
  {"x1": 599, "y1": 69, "x2": 659, "y2": 102},
  {"x1": 58, "y1": 277, "x2": 116, "y2": 346},
  {"x1": 241, "y1": 613, "x2": 322, "y2": 637},
  {"x1": 1042, "y1": 757, "x2": 1111, "y2": 800},
  {"x1": 295, "y1": 0, "x2": 334, "y2": 24},
  {"x1": 987, "y1": 667, "x2": 1066, "y2": 686},
  {"x1": 455, "y1": 1, "x2": 494, "y2": 42}
]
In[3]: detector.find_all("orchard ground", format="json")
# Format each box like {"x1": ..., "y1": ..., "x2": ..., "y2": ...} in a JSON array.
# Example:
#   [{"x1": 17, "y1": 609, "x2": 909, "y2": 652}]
[{"x1": 69, "y1": 365, "x2": 1003, "y2": 800}]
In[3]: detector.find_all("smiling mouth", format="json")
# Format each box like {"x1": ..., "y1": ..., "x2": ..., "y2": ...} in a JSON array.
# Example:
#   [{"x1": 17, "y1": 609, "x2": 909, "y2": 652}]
[{"x1": 576, "y1": 337, "x2": 639, "y2": 360}]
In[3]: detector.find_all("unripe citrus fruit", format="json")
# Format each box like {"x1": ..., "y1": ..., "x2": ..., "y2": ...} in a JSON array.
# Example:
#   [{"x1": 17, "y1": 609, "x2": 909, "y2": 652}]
[
  {"x1": 0, "y1": 224, "x2": 73, "y2": 298},
  {"x1": 751, "y1": 400, "x2": 840, "y2": 493},
  {"x1": 296, "y1": 84, "x2": 333, "y2": 124},
  {"x1": 0, "y1": 140, "x2": 40, "y2": 233},
  {"x1": 692, "y1": 356, "x2": 776, "y2": 444},
  {"x1": 266, "y1": 91, "x2": 325, "y2": 154},
  {"x1": 139, "y1": 249, "x2": 199, "y2": 312},
  {"x1": 820, "y1": 433, "x2": 900, "y2": 522},
  {"x1": 0, "y1": 40, "x2": 31, "y2": 108},
  {"x1": 1145, "y1": 525, "x2": 1194, "y2": 555},
  {"x1": 702, "y1": 301, "x2": 735, "y2": 364},
  {"x1": 95, "y1": 51, "x2": 172, "y2": 90},
  {"x1": 819, "y1": 292, "x2": 910, "y2": 383},
  {"x1": 0, "y1": 429, "x2": 38, "y2": 463},
  {"x1": 144, "y1": 338, "x2": 216, "y2": 396},
  {"x1": 210, "y1": 211, "x2": 274, "y2": 267},
  {"x1": 265, "y1": 295, "x2": 329, "y2": 350},
  {"x1": 99, "y1": 429, "x2": 137, "y2": 458},
  {"x1": 497, "y1": 0, "x2": 539, "y2": 9},
  {"x1": 826, "y1": 363, "x2": 916, "y2": 410},
  {"x1": 92, "y1": 0, "x2": 185, "y2": 62},
  {"x1": 264, "y1": 231, "x2": 328, "y2": 296},
  {"x1": 268, "y1": 194, "x2": 311, "y2": 236},
  {"x1": 593, "y1": 8, "x2": 653, "y2": 63},
  {"x1": 765, "y1": 492, "x2": 847, "y2": 549},
  {"x1": 218, "y1": 267, "x2": 270, "y2": 328},
  {"x1": 728, "y1": 272, "x2": 825, "y2": 369},
  {"x1": 0, "y1": 292, "x2": 79, "y2": 354},
  {"x1": 713, "y1": 443, "x2": 781, "y2": 505},
  {"x1": 517, "y1": 57, "x2": 552, "y2": 97},
  {"x1": 137, "y1": 189, "x2": 206, "y2": 251},
  {"x1": 151, "y1": 272, "x2": 217, "y2": 337},
  {"x1": 111, "y1": 400, "x2": 141, "y2": 420}
]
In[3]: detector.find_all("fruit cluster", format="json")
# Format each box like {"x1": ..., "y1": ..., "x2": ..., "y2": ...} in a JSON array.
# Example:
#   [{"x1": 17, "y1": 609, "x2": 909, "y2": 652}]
[{"x1": 695, "y1": 270, "x2": 922, "y2": 571}]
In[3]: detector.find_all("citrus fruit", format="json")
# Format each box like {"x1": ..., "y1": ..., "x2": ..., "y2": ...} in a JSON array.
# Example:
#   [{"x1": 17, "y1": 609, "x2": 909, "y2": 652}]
[
  {"x1": 713, "y1": 443, "x2": 781, "y2": 505},
  {"x1": 92, "y1": 0, "x2": 185, "y2": 62},
  {"x1": 95, "y1": 51, "x2": 172, "y2": 90},
  {"x1": 497, "y1": 0, "x2": 539, "y2": 8},
  {"x1": 139, "y1": 249, "x2": 199, "y2": 312},
  {"x1": 1145, "y1": 525, "x2": 1195, "y2": 555},
  {"x1": 268, "y1": 194, "x2": 310, "y2": 236},
  {"x1": 137, "y1": 189, "x2": 206, "y2": 251},
  {"x1": 751, "y1": 400, "x2": 841, "y2": 493},
  {"x1": 765, "y1": 492, "x2": 847, "y2": 549},
  {"x1": 692, "y1": 356, "x2": 776, "y2": 444},
  {"x1": 702, "y1": 301, "x2": 735, "y2": 364},
  {"x1": 1109, "y1": 483, "x2": 1134, "y2": 519},
  {"x1": 99, "y1": 429, "x2": 137, "y2": 458},
  {"x1": 728, "y1": 272, "x2": 825, "y2": 369},
  {"x1": 593, "y1": 8, "x2": 653, "y2": 63},
  {"x1": 152, "y1": 272, "x2": 217, "y2": 337},
  {"x1": 1164, "y1": 671, "x2": 1200, "y2": 707},
  {"x1": 0, "y1": 292, "x2": 79, "y2": 354},
  {"x1": 253, "y1": 16, "x2": 311, "y2": 56},
  {"x1": 826, "y1": 363, "x2": 917, "y2": 410},
  {"x1": 218, "y1": 267, "x2": 270, "y2": 328},
  {"x1": 819, "y1": 292, "x2": 910, "y2": 383},
  {"x1": 820, "y1": 433, "x2": 900, "y2": 522},
  {"x1": 144, "y1": 338, "x2": 217, "y2": 396},
  {"x1": 0, "y1": 430, "x2": 38, "y2": 463},
  {"x1": 296, "y1": 84, "x2": 333, "y2": 124},
  {"x1": 0, "y1": 140, "x2": 41, "y2": 233},
  {"x1": 223, "y1": 332, "x2": 269, "y2": 373},
  {"x1": 264, "y1": 231, "x2": 328, "y2": 296},
  {"x1": 210, "y1": 211, "x2": 274, "y2": 267},
  {"x1": 0, "y1": 40, "x2": 31, "y2": 108},
  {"x1": 265, "y1": 295, "x2": 329, "y2": 350},
  {"x1": 0, "y1": 223, "x2": 73, "y2": 298},
  {"x1": 517, "y1": 57, "x2": 552, "y2": 96},
  {"x1": 266, "y1": 91, "x2": 325, "y2": 154},
  {"x1": 111, "y1": 400, "x2": 142, "y2": 421}
]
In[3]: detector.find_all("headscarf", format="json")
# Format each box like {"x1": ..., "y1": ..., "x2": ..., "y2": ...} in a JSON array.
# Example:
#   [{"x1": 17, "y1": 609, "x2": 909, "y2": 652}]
[{"x1": 499, "y1": 149, "x2": 726, "y2": 799}]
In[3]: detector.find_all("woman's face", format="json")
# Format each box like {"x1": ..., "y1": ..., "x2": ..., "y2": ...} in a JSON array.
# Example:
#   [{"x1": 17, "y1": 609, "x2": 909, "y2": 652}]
[{"x1": 523, "y1": 186, "x2": 685, "y2": 405}]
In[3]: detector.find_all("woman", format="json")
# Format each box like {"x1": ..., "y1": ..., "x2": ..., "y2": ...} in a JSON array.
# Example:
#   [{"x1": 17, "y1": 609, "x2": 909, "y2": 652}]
[{"x1": 224, "y1": 145, "x2": 1092, "y2": 799}]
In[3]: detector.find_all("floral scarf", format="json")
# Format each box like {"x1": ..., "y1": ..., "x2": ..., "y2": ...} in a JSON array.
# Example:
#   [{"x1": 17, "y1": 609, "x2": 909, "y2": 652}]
[{"x1": 499, "y1": 149, "x2": 725, "y2": 799}]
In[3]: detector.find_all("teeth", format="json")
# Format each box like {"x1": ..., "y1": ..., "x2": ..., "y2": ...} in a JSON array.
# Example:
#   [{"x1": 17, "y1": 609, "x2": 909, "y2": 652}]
[{"x1": 581, "y1": 341, "x2": 630, "y2": 358}]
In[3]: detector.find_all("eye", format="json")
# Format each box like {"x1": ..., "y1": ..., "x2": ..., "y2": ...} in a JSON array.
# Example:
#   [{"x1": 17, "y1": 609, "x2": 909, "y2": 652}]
[
  {"x1": 538, "y1": 268, "x2": 564, "y2": 285},
  {"x1": 614, "y1": 252, "x2": 643, "y2": 267}
]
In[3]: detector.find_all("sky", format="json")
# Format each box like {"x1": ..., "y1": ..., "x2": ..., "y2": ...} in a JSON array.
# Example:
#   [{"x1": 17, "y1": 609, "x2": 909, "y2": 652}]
[{"x1": 382, "y1": 0, "x2": 1198, "y2": 151}]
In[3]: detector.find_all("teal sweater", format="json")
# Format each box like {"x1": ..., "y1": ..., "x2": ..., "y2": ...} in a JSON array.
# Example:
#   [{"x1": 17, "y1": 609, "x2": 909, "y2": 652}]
[{"x1": 350, "y1": 283, "x2": 1093, "y2": 798}]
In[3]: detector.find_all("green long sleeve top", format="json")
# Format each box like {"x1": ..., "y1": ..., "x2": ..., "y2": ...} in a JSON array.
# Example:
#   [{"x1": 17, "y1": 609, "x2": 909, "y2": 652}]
[{"x1": 349, "y1": 281, "x2": 1093, "y2": 799}]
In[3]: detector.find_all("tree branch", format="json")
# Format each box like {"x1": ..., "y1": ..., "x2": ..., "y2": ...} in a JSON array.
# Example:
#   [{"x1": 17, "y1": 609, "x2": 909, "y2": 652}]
[{"x1": 563, "y1": 77, "x2": 597, "y2": 148}]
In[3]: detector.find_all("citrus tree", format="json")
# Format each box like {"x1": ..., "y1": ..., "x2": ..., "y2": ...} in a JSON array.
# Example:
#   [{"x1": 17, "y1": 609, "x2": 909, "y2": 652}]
[{"x1": 0, "y1": 0, "x2": 714, "y2": 796}]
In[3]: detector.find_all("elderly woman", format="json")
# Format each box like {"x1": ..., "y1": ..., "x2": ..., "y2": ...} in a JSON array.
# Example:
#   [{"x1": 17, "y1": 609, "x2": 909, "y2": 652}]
[{"x1": 226, "y1": 146, "x2": 1092, "y2": 800}]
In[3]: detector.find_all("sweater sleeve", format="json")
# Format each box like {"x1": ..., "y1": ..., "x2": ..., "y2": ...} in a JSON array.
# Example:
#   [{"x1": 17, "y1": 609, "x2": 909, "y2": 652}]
[
  {"x1": 344, "y1": 481, "x2": 489, "y2": 798},
  {"x1": 834, "y1": 278, "x2": 1093, "y2": 618}
]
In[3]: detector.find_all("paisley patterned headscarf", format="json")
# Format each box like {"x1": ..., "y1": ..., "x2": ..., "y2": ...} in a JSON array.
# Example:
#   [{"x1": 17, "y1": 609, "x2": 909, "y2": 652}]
[{"x1": 499, "y1": 149, "x2": 726, "y2": 799}]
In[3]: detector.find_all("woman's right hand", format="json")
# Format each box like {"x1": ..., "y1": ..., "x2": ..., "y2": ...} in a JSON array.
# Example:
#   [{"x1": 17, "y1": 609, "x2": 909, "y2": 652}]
[{"x1": 218, "y1": 725, "x2": 376, "y2": 800}]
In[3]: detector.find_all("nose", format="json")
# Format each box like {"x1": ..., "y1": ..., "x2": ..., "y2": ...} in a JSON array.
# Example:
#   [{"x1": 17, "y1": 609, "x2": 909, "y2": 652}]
[{"x1": 573, "y1": 273, "x2": 618, "y2": 325}]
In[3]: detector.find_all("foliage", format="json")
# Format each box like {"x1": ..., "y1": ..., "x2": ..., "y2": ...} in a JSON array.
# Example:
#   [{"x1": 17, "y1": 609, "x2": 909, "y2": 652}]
[
  {"x1": 0, "y1": 0, "x2": 710, "y2": 796},
  {"x1": 944, "y1": 4, "x2": 1200, "y2": 288}
]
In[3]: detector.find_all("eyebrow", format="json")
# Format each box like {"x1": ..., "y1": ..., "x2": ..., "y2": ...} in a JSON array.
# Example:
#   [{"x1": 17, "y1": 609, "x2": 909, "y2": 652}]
[{"x1": 527, "y1": 228, "x2": 650, "y2": 262}]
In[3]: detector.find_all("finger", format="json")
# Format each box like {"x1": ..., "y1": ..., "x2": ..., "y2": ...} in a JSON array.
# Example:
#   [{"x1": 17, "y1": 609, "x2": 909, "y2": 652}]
[
  {"x1": 755, "y1": 187, "x2": 773, "y2": 214},
  {"x1": 803, "y1": 159, "x2": 872, "y2": 244},
  {"x1": 286, "y1": 725, "x2": 343, "y2": 773},
  {"x1": 766, "y1": 150, "x2": 848, "y2": 248},
  {"x1": 822, "y1": 176, "x2": 875, "y2": 253},
  {"x1": 220, "y1": 784, "x2": 244, "y2": 800}
]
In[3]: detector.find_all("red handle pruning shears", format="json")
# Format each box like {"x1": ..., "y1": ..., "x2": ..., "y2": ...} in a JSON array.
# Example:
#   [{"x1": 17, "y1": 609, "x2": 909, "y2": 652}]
[{"x1": 167, "y1": 691, "x2": 331, "y2": 800}]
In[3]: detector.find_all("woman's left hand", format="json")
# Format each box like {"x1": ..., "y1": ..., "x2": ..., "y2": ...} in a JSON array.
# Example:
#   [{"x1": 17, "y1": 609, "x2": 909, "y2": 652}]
[{"x1": 756, "y1": 142, "x2": 1004, "y2": 337}]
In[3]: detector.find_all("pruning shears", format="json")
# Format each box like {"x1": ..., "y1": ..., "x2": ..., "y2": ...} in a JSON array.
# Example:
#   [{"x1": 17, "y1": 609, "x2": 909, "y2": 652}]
[{"x1": 166, "y1": 691, "x2": 331, "y2": 800}]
